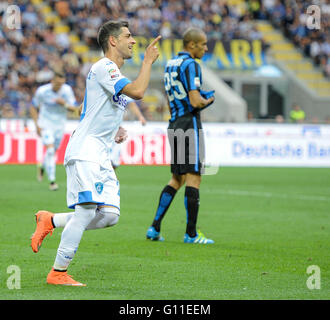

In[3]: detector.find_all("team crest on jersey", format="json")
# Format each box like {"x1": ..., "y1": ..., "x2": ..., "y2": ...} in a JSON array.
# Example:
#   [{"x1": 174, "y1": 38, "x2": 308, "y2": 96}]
[{"x1": 95, "y1": 182, "x2": 103, "y2": 194}]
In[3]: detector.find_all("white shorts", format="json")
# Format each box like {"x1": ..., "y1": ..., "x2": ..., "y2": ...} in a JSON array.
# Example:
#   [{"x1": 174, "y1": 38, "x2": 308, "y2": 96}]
[
  {"x1": 65, "y1": 160, "x2": 120, "y2": 211},
  {"x1": 41, "y1": 127, "x2": 64, "y2": 150}
]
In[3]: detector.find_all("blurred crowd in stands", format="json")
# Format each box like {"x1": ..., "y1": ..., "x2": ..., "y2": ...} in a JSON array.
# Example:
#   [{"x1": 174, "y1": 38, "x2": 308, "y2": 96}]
[
  {"x1": 265, "y1": 0, "x2": 330, "y2": 78},
  {"x1": 0, "y1": 0, "x2": 329, "y2": 121},
  {"x1": 62, "y1": 0, "x2": 267, "y2": 48}
]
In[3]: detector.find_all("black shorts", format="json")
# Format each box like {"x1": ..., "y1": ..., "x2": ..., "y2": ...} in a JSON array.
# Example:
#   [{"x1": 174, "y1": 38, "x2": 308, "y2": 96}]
[{"x1": 167, "y1": 113, "x2": 205, "y2": 175}]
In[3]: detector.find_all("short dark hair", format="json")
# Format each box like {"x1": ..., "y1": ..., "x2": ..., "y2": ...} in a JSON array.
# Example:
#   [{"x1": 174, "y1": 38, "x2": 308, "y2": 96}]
[{"x1": 97, "y1": 20, "x2": 129, "y2": 53}]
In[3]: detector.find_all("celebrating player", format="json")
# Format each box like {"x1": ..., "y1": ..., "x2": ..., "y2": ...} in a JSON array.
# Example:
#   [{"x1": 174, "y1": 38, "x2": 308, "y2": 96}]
[
  {"x1": 146, "y1": 27, "x2": 215, "y2": 244},
  {"x1": 31, "y1": 20, "x2": 161, "y2": 286},
  {"x1": 30, "y1": 71, "x2": 78, "y2": 191}
]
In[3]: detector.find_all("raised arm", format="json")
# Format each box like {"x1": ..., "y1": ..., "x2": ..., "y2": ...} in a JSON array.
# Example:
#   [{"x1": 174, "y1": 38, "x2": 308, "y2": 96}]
[{"x1": 121, "y1": 36, "x2": 161, "y2": 100}]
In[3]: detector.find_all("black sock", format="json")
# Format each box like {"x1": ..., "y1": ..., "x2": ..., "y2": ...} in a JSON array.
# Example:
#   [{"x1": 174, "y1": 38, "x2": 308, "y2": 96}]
[
  {"x1": 184, "y1": 186, "x2": 200, "y2": 238},
  {"x1": 152, "y1": 185, "x2": 177, "y2": 232},
  {"x1": 51, "y1": 217, "x2": 56, "y2": 228}
]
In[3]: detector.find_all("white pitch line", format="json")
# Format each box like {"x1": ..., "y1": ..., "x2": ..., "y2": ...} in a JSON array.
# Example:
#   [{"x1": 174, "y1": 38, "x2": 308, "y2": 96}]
[
  {"x1": 204, "y1": 188, "x2": 330, "y2": 202},
  {"x1": 122, "y1": 185, "x2": 330, "y2": 202}
]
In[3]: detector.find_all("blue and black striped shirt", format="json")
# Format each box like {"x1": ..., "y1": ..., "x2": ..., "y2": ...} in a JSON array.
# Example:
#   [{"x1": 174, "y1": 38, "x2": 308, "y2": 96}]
[{"x1": 164, "y1": 52, "x2": 202, "y2": 122}]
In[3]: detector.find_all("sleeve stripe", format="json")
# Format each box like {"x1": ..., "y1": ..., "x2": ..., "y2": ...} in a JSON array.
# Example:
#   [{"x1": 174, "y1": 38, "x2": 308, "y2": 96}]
[
  {"x1": 190, "y1": 63, "x2": 197, "y2": 89},
  {"x1": 197, "y1": 63, "x2": 202, "y2": 83},
  {"x1": 185, "y1": 66, "x2": 191, "y2": 89},
  {"x1": 195, "y1": 63, "x2": 199, "y2": 82},
  {"x1": 114, "y1": 78, "x2": 131, "y2": 96},
  {"x1": 184, "y1": 61, "x2": 198, "y2": 91}
]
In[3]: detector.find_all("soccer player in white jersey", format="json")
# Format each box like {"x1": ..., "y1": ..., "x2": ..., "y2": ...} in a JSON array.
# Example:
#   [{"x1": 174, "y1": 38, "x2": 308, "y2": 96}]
[
  {"x1": 30, "y1": 71, "x2": 78, "y2": 191},
  {"x1": 30, "y1": 20, "x2": 161, "y2": 286}
]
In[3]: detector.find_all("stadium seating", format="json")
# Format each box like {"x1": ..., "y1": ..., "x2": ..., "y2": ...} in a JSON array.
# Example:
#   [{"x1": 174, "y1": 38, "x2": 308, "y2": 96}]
[
  {"x1": 32, "y1": 1, "x2": 90, "y2": 60},
  {"x1": 0, "y1": 0, "x2": 329, "y2": 121},
  {"x1": 256, "y1": 20, "x2": 330, "y2": 97}
]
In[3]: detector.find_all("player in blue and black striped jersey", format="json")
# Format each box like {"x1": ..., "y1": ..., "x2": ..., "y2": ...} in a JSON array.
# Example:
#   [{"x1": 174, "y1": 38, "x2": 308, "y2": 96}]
[{"x1": 146, "y1": 27, "x2": 216, "y2": 244}]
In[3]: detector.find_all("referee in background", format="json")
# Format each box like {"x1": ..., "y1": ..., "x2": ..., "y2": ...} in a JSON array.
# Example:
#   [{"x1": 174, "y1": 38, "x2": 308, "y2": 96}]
[{"x1": 146, "y1": 27, "x2": 215, "y2": 244}]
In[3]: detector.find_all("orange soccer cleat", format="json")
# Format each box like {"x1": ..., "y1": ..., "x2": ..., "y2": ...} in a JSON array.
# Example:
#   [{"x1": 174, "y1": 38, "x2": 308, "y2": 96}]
[
  {"x1": 31, "y1": 210, "x2": 55, "y2": 253},
  {"x1": 47, "y1": 268, "x2": 86, "y2": 286}
]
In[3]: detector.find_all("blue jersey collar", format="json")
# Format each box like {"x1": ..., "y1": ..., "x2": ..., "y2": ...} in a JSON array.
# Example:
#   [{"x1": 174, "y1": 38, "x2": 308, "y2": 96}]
[{"x1": 178, "y1": 51, "x2": 193, "y2": 58}]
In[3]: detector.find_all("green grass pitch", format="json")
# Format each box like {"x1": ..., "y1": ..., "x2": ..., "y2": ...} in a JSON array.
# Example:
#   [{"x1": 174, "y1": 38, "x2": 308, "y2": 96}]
[{"x1": 0, "y1": 165, "x2": 329, "y2": 300}]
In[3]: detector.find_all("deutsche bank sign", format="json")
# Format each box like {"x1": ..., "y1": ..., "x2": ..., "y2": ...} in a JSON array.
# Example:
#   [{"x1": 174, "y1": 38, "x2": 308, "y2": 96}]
[{"x1": 1, "y1": 120, "x2": 330, "y2": 167}]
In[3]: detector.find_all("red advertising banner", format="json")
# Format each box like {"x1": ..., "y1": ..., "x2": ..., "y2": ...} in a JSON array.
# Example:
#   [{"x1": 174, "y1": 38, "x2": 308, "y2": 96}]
[
  {"x1": 0, "y1": 131, "x2": 70, "y2": 164},
  {"x1": 0, "y1": 119, "x2": 170, "y2": 165}
]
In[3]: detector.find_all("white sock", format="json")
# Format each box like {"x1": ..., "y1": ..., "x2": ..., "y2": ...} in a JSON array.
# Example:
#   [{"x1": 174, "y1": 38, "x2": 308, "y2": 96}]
[
  {"x1": 86, "y1": 206, "x2": 120, "y2": 230},
  {"x1": 52, "y1": 207, "x2": 120, "y2": 229},
  {"x1": 44, "y1": 147, "x2": 56, "y2": 182},
  {"x1": 52, "y1": 212, "x2": 74, "y2": 228},
  {"x1": 53, "y1": 204, "x2": 97, "y2": 271}
]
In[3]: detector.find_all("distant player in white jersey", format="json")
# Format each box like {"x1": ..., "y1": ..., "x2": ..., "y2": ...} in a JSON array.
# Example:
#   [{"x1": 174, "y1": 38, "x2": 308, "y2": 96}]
[
  {"x1": 30, "y1": 20, "x2": 161, "y2": 286},
  {"x1": 110, "y1": 98, "x2": 147, "y2": 169},
  {"x1": 30, "y1": 71, "x2": 78, "y2": 191}
]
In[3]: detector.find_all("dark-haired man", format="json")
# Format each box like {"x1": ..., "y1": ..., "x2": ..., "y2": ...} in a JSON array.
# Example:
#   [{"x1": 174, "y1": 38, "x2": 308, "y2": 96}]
[
  {"x1": 146, "y1": 27, "x2": 215, "y2": 244},
  {"x1": 31, "y1": 20, "x2": 161, "y2": 286}
]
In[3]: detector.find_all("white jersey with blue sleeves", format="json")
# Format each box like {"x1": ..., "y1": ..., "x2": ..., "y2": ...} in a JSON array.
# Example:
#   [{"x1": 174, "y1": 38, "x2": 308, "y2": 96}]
[
  {"x1": 32, "y1": 83, "x2": 76, "y2": 129},
  {"x1": 64, "y1": 57, "x2": 131, "y2": 169}
]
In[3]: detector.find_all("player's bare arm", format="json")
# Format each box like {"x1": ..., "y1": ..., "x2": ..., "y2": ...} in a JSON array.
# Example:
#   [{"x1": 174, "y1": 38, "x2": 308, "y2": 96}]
[
  {"x1": 188, "y1": 90, "x2": 215, "y2": 109},
  {"x1": 30, "y1": 105, "x2": 41, "y2": 136},
  {"x1": 55, "y1": 97, "x2": 78, "y2": 112},
  {"x1": 128, "y1": 102, "x2": 147, "y2": 125},
  {"x1": 122, "y1": 36, "x2": 161, "y2": 100}
]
